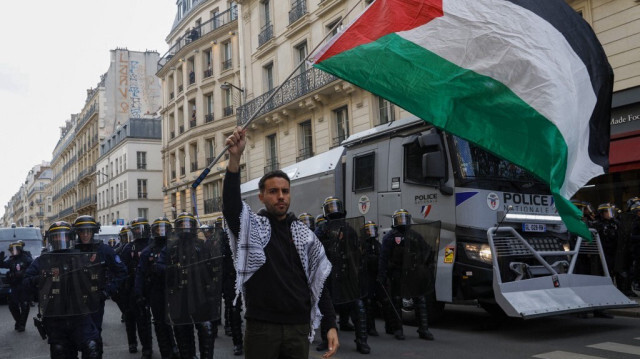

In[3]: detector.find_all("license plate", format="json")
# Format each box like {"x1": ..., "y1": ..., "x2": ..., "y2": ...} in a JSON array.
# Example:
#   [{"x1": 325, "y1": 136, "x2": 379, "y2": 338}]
[{"x1": 522, "y1": 223, "x2": 546, "y2": 232}]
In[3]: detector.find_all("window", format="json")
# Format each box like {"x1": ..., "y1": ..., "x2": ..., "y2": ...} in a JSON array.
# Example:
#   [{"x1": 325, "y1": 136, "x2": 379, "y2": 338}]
[
  {"x1": 115, "y1": 159, "x2": 119, "y2": 175},
  {"x1": 205, "y1": 93, "x2": 214, "y2": 122},
  {"x1": 327, "y1": 18, "x2": 342, "y2": 38},
  {"x1": 116, "y1": 184, "x2": 120, "y2": 202},
  {"x1": 123, "y1": 154, "x2": 126, "y2": 170},
  {"x1": 203, "y1": 50, "x2": 212, "y2": 78},
  {"x1": 264, "y1": 62, "x2": 274, "y2": 91},
  {"x1": 124, "y1": 180, "x2": 127, "y2": 199},
  {"x1": 298, "y1": 120, "x2": 313, "y2": 161},
  {"x1": 377, "y1": 95, "x2": 395, "y2": 125},
  {"x1": 353, "y1": 153, "x2": 375, "y2": 191},
  {"x1": 265, "y1": 134, "x2": 278, "y2": 172},
  {"x1": 223, "y1": 42, "x2": 232, "y2": 70},
  {"x1": 262, "y1": 0, "x2": 271, "y2": 25},
  {"x1": 138, "y1": 208, "x2": 149, "y2": 218},
  {"x1": 137, "y1": 152, "x2": 147, "y2": 170},
  {"x1": 333, "y1": 106, "x2": 349, "y2": 147},
  {"x1": 205, "y1": 138, "x2": 215, "y2": 163},
  {"x1": 137, "y1": 179, "x2": 148, "y2": 199},
  {"x1": 295, "y1": 41, "x2": 308, "y2": 75},
  {"x1": 119, "y1": 156, "x2": 123, "y2": 173},
  {"x1": 119, "y1": 182, "x2": 124, "y2": 201},
  {"x1": 203, "y1": 181, "x2": 222, "y2": 214}
]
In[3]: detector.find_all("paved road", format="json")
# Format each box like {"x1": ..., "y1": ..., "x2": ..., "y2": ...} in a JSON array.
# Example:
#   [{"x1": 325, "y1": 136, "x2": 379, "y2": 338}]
[{"x1": 1, "y1": 300, "x2": 640, "y2": 358}]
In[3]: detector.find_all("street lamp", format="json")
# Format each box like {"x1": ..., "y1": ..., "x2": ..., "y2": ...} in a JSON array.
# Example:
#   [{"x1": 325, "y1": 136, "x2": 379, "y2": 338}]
[{"x1": 220, "y1": 81, "x2": 245, "y2": 104}]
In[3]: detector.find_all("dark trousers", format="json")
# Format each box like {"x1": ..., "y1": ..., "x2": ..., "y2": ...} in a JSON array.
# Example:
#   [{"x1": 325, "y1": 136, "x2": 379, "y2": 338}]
[
  {"x1": 244, "y1": 320, "x2": 309, "y2": 359},
  {"x1": 8, "y1": 287, "x2": 29, "y2": 328}
]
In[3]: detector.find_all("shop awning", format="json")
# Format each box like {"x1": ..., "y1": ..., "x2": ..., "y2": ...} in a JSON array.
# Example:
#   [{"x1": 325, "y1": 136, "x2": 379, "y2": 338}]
[{"x1": 609, "y1": 132, "x2": 640, "y2": 172}]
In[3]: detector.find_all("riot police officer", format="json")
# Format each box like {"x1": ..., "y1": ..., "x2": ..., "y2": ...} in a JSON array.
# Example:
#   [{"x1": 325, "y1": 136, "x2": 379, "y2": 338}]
[
  {"x1": 595, "y1": 203, "x2": 620, "y2": 278},
  {"x1": 121, "y1": 217, "x2": 154, "y2": 357},
  {"x1": 167, "y1": 213, "x2": 219, "y2": 359},
  {"x1": 135, "y1": 217, "x2": 179, "y2": 359},
  {"x1": 379, "y1": 209, "x2": 435, "y2": 341},
  {"x1": 213, "y1": 216, "x2": 244, "y2": 356},
  {"x1": 299, "y1": 213, "x2": 315, "y2": 231},
  {"x1": 73, "y1": 215, "x2": 128, "y2": 339},
  {"x1": 0, "y1": 241, "x2": 33, "y2": 332},
  {"x1": 23, "y1": 221, "x2": 102, "y2": 358},
  {"x1": 361, "y1": 221, "x2": 382, "y2": 337},
  {"x1": 315, "y1": 196, "x2": 370, "y2": 354}
]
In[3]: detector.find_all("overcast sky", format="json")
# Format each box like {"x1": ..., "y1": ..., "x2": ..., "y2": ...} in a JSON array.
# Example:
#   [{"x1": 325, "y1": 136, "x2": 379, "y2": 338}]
[{"x1": 0, "y1": 0, "x2": 176, "y2": 219}]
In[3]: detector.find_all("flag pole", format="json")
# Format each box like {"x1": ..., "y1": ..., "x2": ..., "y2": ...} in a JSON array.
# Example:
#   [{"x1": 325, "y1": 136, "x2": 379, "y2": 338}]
[{"x1": 190, "y1": 0, "x2": 365, "y2": 219}]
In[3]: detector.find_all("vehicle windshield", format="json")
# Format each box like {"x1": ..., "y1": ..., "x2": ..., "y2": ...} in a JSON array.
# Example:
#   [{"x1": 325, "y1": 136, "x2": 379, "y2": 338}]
[{"x1": 450, "y1": 135, "x2": 547, "y2": 192}]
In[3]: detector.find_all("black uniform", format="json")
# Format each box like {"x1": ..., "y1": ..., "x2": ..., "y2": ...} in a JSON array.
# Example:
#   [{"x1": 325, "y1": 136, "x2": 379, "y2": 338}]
[
  {"x1": 363, "y1": 235, "x2": 383, "y2": 336},
  {"x1": 23, "y1": 251, "x2": 101, "y2": 358},
  {"x1": 135, "y1": 242, "x2": 179, "y2": 359},
  {"x1": 379, "y1": 227, "x2": 434, "y2": 340},
  {"x1": 594, "y1": 217, "x2": 620, "y2": 277},
  {"x1": 0, "y1": 251, "x2": 33, "y2": 331},
  {"x1": 121, "y1": 238, "x2": 154, "y2": 356}
]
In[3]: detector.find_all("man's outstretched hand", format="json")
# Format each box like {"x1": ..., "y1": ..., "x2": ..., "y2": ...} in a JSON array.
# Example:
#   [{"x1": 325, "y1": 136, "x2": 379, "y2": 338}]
[{"x1": 323, "y1": 328, "x2": 339, "y2": 358}]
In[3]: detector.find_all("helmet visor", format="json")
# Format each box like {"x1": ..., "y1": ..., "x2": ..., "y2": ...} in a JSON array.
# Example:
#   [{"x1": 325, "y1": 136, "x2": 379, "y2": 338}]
[
  {"x1": 300, "y1": 216, "x2": 313, "y2": 228},
  {"x1": 131, "y1": 224, "x2": 147, "y2": 239},
  {"x1": 10, "y1": 245, "x2": 21, "y2": 256},
  {"x1": 120, "y1": 230, "x2": 133, "y2": 243},
  {"x1": 323, "y1": 199, "x2": 343, "y2": 216},
  {"x1": 393, "y1": 212, "x2": 411, "y2": 227},
  {"x1": 365, "y1": 223, "x2": 378, "y2": 238},
  {"x1": 48, "y1": 232, "x2": 74, "y2": 251},
  {"x1": 152, "y1": 222, "x2": 171, "y2": 238}
]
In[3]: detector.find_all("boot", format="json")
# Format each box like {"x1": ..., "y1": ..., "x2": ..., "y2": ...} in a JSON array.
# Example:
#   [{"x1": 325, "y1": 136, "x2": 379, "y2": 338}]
[
  {"x1": 391, "y1": 296, "x2": 404, "y2": 340},
  {"x1": 196, "y1": 321, "x2": 216, "y2": 359},
  {"x1": 233, "y1": 345, "x2": 243, "y2": 356},
  {"x1": 365, "y1": 299, "x2": 378, "y2": 336},
  {"x1": 125, "y1": 313, "x2": 138, "y2": 352},
  {"x1": 153, "y1": 317, "x2": 177, "y2": 359},
  {"x1": 352, "y1": 300, "x2": 371, "y2": 354},
  {"x1": 355, "y1": 338, "x2": 371, "y2": 354},
  {"x1": 174, "y1": 325, "x2": 196, "y2": 359},
  {"x1": 137, "y1": 308, "x2": 153, "y2": 354},
  {"x1": 415, "y1": 296, "x2": 435, "y2": 341},
  {"x1": 224, "y1": 304, "x2": 232, "y2": 336}
]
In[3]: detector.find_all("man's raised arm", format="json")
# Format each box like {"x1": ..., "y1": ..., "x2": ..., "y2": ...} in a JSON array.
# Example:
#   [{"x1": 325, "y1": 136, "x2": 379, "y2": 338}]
[{"x1": 222, "y1": 126, "x2": 247, "y2": 238}]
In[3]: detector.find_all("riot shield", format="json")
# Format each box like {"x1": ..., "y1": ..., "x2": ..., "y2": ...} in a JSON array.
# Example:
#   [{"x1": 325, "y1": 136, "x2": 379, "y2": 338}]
[
  {"x1": 616, "y1": 212, "x2": 635, "y2": 274},
  {"x1": 38, "y1": 252, "x2": 104, "y2": 317},
  {"x1": 323, "y1": 216, "x2": 365, "y2": 305},
  {"x1": 165, "y1": 234, "x2": 222, "y2": 325},
  {"x1": 400, "y1": 222, "x2": 440, "y2": 298}
]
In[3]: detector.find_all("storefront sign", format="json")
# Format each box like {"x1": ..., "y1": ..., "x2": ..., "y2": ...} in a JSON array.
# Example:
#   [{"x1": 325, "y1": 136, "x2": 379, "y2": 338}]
[{"x1": 611, "y1": 103, "x2": 640, "y2": 136}]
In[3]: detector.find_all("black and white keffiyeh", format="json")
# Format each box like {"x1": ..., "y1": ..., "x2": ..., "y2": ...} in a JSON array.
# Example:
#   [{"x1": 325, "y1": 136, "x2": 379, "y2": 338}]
[{"x1": 225, "y1": 202, "x2": 332, "y2": 341}]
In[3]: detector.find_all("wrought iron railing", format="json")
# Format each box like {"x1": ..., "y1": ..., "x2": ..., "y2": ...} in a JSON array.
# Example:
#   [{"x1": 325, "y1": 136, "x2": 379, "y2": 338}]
[
  {"x1": 222, "y1": 58, "x2": 232, "y2": 70},
  {"x1": 258, "y1": 23, "x2": 274, "y2": 47},
  {"x1": 205, "y1": 113, "x2": 214, "y2": 123},
  {"x1": 289, "y1": 0, "x2": 307, "y2": 24},
  {"x1": 203, "y1": 68, "x2": 213, "y2": 78},
  {"x1": 59, "y1": 206, "x2": 74, "y2": 218},
  {"x1": 180, "y1": 167, "x2": 186, "y2": 176},
  {"x1": 296, "y1": 147, "x2": 313, "y2": 162},
  {"x1": 138, "y1": 192, "x2": 148, "y2": 199},
  {"x1": 158, "y1": 6, "x2": 238, "y2": 71},
  {"x1": 191, "y1": 162, "x2": 199, "y2": 172},
  {"x1": 264, "y1": 158, "x2": 279, "y2": 173},
  {"x1": 178, "y1": 84, "x2": 184, "y2": 93},
  {"x1": 237, "y1": 67, "x2": 337, "y2": 125},
  {"x1": 223, "y1": 106, "x2": 234, "y2": 117},
  {"x1": 137, "y1": 162, "x2": 147, "y2": 170},
  {"x1": 204, "y1": 197, "x2": 223, "y2": 214}
]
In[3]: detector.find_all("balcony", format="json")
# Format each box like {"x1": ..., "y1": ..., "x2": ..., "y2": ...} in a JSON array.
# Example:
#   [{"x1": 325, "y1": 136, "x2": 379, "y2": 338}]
[
  {"x1": 264, "y1": 158, "x2": 279, "y2": 173},
  {"x1": 289, "y1": 0, "x2": 307, "y2": 24},
  {"x1": 157, "y1": 6, "x2": 238, "y2": 71},
  {"x1": 258, "y1": 23, "x2": 274, "y2": 47},
  {"x1": 223, "y1": 106, "x2": 234, "y2": 117},
  {"x1": 204, "y1": 197, "x2": 223, "y2": 214},
  {"x1": 222, "y1": 58, "x2": 232, "y2": 70},
  {"x1": 138, "y1": 192, "x2": 148, "y2": 199},
  {"x1": 205, "y1": 113, "x2": 214, "y2": 123},
  {"x1": 35, "y1": 211, "x2": 45, "y2": 217},
  {"x1": 191, "y1": 162, "x2": 199, "y2": 172},
  {"x1": 59, "y1": 206, "x2": 75, "y2": 218},
  {"x1": 237, "y1": 67, "x2": 337, "y2": 125},
  {"x1": 331, "y1": 134, "x2": 347, "y2": 148},
  {"x1": 296, "y1": 147, "x2": 313, "y2": 162},
  {"x1": 180, "y1": 167, "x2": 186, "y2": 176},
  {"x1": 189, "y1": 71, "x2": 196, "y2": 85},
  {"x1": 76, "y1": 195, "x2": 96, "y2": 209},
  {"x1": 178, "y1": 84, "x2": 184, "y2": 93},
  {"x1": 190, "y1": 119, "x2": 197, "y2": 128},
  {"x1": 203, "y1": 68, "x2": 213, "y2": 78}
]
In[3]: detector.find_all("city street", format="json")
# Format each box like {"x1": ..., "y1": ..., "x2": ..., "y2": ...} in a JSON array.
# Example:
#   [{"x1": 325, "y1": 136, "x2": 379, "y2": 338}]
[{"x1": 1, "y1": 300, "x2": 640, "y2": 359}]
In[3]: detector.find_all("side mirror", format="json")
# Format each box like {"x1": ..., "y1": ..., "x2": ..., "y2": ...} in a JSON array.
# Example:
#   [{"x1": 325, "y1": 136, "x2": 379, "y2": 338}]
[{"x1": 422, "y1": 151, "x2": 445, "y2": 179}]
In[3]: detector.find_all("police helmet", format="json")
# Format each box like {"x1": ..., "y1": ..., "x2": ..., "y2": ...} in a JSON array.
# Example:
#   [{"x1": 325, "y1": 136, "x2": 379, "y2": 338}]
[
  {"x1": 214, "y1": 216, "x2": 224, "y2": 230},
  {"x1": 151, "y1": 217, "x2": 172, "y2": 240},
  {"x1": 392, "y1": 209, "x2": 412, "y2": 229},
  {"x1": 597, "y1": 203, "x2": 615, "y2": 219},
  {"x1": 8, "y1": 242, "x2": 23, "y2": 256},
  {"x1": 571, "y1": 200, "x2": 595, "y2": 219},
  {"x1": 200, "y1": 224, "x2": 214, "y2": 239},
  {"x1": 626, "y1": 197, "x2": 640, "y2": 211},
  {"x1": 175, "y1": 212, "x2": 199, "y2": 236},
  {"x1": 73, "y1": 215, "x2": 100, "y2": 243},
  {"x1": 315, "y1": 214, "x2": 326, "y2": 226},
  {"x1": 630, "y1": 201, "x2": 640, "y2": 215},
  {"x1": 119, "y1": 225, "x2": 133, "y2": 244},
  {"x1": 323, "y1": 197, "x2": 345, "y2": 219},
  {"x1": 298, "y1": 213, "x2": 315, "y2": 231},
  {"x1": 363, "y1": 220, "x2": 378, "y2": 238},
  {"x1": 46, "y1": 221, "x2": 74, "y2": 251},
  {"x1": 130, "y1": 217, "x2": 150, "y2": 240},
  {"x1": 108, "y1": 238, "x2": 116, "y2": 248}
]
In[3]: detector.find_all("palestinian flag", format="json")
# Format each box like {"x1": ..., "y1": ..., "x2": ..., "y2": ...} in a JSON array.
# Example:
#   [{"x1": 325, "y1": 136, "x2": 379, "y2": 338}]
[{"x1": 312, "y1": 0, "x2": 613, "y2": 239}]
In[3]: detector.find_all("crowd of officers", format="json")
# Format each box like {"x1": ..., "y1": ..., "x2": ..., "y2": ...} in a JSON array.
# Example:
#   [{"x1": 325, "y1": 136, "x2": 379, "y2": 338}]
[
  {"x1": 2, "y1": 197, "x2": 439, "y2": 358},
  {"x1": 571, "y1": 197, "x2": 640, "y2": 297}
]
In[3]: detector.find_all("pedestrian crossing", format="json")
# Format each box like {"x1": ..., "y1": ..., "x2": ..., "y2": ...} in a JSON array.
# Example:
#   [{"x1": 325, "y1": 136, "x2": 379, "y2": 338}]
[{"x1": 533, "y1": 339, "x2": 640, "y2": 358}]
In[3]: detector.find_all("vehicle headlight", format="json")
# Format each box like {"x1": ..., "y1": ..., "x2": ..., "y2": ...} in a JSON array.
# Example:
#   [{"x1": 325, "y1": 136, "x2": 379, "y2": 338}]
[
  {"x1": 463, "y1": 243, "x2": 493, "y2": 264},
  {"x1": 562, "y1": 242, "x2": 571, "y2": 252}
]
